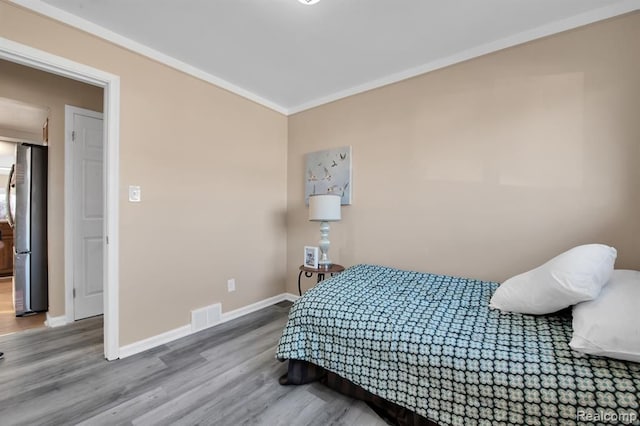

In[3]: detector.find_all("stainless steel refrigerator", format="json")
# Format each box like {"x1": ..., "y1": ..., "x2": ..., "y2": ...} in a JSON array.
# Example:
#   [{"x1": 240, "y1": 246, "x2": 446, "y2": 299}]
[{"x1": 6, "y1": 143, "x2": 48, "y2": 316}]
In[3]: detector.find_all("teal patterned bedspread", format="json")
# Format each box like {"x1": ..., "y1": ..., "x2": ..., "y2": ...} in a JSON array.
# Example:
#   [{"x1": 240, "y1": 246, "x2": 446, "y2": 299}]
[{"x1": 276, "y1": 264, "x2": 640, "y2": 426}]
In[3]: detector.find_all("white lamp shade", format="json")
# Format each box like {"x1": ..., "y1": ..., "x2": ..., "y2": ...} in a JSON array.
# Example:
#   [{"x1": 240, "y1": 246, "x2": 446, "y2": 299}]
[{"x1": 309, "y1": 194, "x2": 341, "y2": 222}]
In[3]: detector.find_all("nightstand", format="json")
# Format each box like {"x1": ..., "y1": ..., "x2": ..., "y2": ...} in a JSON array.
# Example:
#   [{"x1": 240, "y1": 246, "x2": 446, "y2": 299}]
[{"x1": 298, "y1": 264, "x2": 345, "y2": 296}]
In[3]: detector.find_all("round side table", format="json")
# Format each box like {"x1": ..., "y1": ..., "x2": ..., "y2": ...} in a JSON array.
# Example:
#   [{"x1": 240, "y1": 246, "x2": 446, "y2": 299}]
[{"x1": 298, "y1": 264, "x2": 345, "y2": 296}]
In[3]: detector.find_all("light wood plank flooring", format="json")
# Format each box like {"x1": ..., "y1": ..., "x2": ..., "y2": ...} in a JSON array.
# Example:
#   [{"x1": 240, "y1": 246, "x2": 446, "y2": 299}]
[
  {"x1": 0, "y1": 301, "x2": 387, "y2": 425},
  {"x1": 0, "y1": 277, "x2": 46, "y2": 336}
]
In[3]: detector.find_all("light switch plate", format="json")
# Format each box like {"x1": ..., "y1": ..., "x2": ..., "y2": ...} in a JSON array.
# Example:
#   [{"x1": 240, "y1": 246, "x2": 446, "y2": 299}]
[{"x1": 128, "y1": 185, "x2": 141, "y2": 202}]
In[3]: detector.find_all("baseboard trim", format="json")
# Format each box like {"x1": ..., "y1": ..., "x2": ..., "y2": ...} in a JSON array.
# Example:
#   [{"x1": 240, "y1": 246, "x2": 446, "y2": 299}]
[
  {"x1": 283, "y1": 292, "x2": 299, "y2": 302},
  {"x1": 118, "y1": 293, "x2": 294, "y2": 359},
  {"x1": 219, "y1": 293, "x2": 288, "y2": 324},
  {"x1": 44, "y1": 313, "x2": 68, "y2": 328},
  {"x1": 119, "y1": 324, "x2": 192, "y2": 359}
]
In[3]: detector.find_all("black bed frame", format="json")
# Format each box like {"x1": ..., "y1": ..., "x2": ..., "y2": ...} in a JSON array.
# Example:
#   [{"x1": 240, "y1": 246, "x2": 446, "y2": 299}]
[{"x1": 279, "y1": 359, "x2": 438, "y2": 426}]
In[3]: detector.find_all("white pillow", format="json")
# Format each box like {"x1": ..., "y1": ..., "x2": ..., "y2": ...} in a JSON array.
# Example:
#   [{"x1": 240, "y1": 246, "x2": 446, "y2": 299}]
[
  {"x1": 489, "y1": 244, "x2": 617, "y2": 314},
  {"x1": 570, "y1": 269, "x2": 640, "y2": 362}
]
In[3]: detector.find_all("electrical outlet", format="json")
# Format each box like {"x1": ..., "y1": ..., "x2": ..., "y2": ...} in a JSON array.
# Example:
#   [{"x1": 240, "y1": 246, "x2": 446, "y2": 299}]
[{"x1": 227, "y1": 278, "x2": 236, "y2": 292}]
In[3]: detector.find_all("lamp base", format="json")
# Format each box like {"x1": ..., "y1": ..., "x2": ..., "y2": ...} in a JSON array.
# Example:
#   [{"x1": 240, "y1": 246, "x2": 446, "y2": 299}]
[
  {"x1": 318, "y1": 221, "x2": 332, "y2": 267},
  {"x1": 318, "y1": 260, "x2": 332, "y2": 269}
]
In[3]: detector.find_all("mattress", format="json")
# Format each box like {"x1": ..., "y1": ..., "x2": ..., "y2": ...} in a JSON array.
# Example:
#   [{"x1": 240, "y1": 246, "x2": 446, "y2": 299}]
[{"x1": 276, "y1": 264, "x2": 640, "y2": 425}]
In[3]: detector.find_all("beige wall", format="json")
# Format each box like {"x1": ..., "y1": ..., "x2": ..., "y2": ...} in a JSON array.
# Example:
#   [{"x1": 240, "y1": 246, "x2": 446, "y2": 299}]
[
  {"x1": 1, "y1": 1, "x2": 288, "y2": 345},
  {"x1": 287, "y1": 12, "x2": 640, "y2": 293},
  {"x1": 0, "y1": 59, "x2": 103, "y2": 316}
]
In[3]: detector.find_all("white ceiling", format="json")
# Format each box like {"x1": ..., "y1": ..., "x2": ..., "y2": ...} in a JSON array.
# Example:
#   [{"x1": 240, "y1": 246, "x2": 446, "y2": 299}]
[{"x1": 16, "y1": 0, "x2": 640, "y2": 114}]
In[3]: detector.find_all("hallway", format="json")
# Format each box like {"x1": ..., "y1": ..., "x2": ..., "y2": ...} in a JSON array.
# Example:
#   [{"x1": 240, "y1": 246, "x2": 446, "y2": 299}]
[{"x1": 0, "y1": 277, "x2": 45, "y2": 336}]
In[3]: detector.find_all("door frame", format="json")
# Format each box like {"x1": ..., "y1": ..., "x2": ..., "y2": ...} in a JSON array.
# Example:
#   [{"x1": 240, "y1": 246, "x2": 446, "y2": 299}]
[
  {"x1": 64, "y1": 105, "x2": 105, "y2": 323},
  {"x1": 0, "y1": 37, "x2": 120, "y2": 360}
]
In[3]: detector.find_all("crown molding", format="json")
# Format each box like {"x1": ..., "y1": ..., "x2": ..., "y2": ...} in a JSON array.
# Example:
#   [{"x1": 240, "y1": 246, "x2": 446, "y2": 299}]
[
  {"x1": 9, "y1": 0, "x2": 289, "y2": 115},
  {"x1": 10, "y1": 0, "x2": 640, "y2": 116},
  {"x1": 287, "y1": 0, "x2": 640, "y2": 114}
]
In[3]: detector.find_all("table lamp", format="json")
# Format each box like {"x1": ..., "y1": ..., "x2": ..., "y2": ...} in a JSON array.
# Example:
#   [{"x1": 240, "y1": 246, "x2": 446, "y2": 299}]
[{"x1": 308, "y1": 194, "x2": 341, "y2": 267}]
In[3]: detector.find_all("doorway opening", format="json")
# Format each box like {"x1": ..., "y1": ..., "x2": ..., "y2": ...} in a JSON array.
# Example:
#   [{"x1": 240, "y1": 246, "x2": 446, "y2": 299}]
[{"x1": 0, "y1": 37, "x2": 120, "y2": 360}]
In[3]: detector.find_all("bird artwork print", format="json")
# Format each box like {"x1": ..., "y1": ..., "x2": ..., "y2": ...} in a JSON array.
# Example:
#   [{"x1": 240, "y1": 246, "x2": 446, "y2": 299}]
[{"x1": 305, "y1": 146, "x2": 352, "y2": 205}]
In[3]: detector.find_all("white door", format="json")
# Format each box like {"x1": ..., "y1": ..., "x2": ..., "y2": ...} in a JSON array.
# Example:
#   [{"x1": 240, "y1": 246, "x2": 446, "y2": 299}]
[{"x1": 68, "y1": 106, "x2": 104, "y2": 320}]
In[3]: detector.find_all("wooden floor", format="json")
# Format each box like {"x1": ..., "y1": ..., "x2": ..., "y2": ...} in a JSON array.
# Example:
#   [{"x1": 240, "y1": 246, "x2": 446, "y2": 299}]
[
  {"x1": 0, "y1": 301, "x2": 387, "y2": 426},
  {"x1": 0, "y1": 277, "x2": 46, "y2": 336}
]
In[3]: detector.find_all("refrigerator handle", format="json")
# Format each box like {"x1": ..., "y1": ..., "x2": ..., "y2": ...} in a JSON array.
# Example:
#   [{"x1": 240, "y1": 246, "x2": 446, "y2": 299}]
[{"x1": 6, "y1": 163, "x2": 15, "y2": 229}]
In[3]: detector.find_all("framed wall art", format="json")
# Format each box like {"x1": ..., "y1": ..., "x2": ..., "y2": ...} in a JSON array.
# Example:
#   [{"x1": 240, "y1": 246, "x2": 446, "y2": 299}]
[{"x1": 305, "y1": 146, "x2": 352, "y2": 205}]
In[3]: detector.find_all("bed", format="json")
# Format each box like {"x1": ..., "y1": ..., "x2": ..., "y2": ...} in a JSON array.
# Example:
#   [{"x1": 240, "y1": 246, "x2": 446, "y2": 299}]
[{"x1": 276, "y1": 264, "x2": 640, "y2": 425}]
